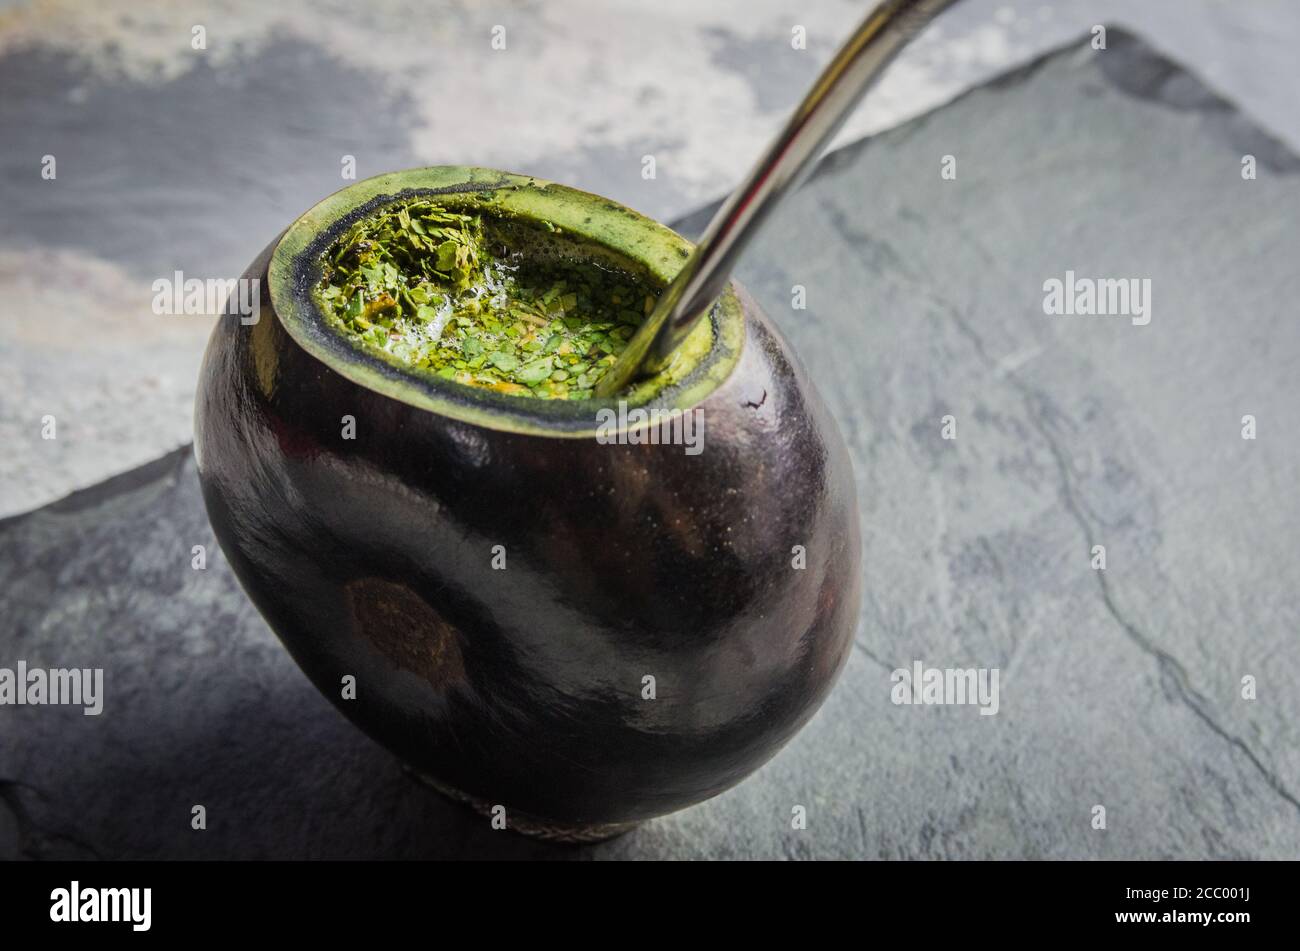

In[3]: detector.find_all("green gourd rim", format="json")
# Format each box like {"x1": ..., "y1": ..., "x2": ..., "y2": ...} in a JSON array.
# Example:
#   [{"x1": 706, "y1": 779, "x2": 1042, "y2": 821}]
[{"x1": 269, "y1": 166, "x2": 745, "y2": 437}]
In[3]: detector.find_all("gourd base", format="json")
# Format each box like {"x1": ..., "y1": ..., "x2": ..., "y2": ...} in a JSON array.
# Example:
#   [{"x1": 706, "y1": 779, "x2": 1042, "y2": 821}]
[{"x1": 406, "y1": 767, "x2": 641, "y2": 844}]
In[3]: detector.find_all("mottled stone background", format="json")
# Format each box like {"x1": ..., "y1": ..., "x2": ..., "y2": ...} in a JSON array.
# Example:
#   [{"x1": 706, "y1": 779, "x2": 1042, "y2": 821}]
[
  {"x1": 4, "y1": 0, "x2": 1300, "y2": 511},
  {"x1": 1, "y1": 1, "x2": 1298, "y2": 859}
]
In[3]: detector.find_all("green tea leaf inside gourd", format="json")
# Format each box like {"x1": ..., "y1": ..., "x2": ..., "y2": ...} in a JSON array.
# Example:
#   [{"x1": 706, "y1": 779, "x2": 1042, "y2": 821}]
[{"x1": 312, "y1": 197, "x2": 662, "y2": 400}]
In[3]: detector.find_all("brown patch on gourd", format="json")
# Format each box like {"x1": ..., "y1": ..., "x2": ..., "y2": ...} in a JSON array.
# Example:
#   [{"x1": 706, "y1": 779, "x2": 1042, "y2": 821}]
[{"x1": 345, "y1": 577, "x2": 466, "y2": 689}]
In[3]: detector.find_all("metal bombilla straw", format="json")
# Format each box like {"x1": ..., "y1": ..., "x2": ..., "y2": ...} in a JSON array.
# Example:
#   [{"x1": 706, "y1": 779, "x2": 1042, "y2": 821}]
[{"x1": 595, "y1": 0, "x2": 961, "y2": 398}]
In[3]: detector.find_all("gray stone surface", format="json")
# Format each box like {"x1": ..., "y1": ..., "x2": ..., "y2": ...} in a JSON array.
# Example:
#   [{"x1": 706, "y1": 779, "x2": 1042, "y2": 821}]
[
  {"x1": 5, "y1": 0, "x2": 1300, "y2": 516},
  {"x1": 2, "y1": 31, "x2": 1298, "y2": 859}
]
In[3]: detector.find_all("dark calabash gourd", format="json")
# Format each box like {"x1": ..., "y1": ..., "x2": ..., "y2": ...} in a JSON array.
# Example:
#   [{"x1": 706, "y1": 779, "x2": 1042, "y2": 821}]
[{"x1": 195, "y1": 167, "x2": 861, "y2": 839}]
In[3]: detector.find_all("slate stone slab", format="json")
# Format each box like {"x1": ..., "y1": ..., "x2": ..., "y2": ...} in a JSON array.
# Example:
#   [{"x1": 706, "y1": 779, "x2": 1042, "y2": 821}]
[
  {"x1": 8, "y1": 0, "x2": 1300, "y2": 517},
  {"x1": 2, "y1": 30, "x2": 1298, "y2": 859}
]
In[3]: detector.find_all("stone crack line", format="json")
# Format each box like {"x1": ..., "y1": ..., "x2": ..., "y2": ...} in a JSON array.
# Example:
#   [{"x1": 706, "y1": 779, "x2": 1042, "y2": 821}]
[
  {"x1": 0, "y1": 779, "x2": 102, "y2": 860},
  {"x1": 1020, "y1": 389, "x2": 1300, "y2": 819},
  {"x1": 852, "y1": 638, "x2": 894, "y2": 675},
  {"x1": 801, "y1": 198, "x2": 1298, "y2": 816},
  {"x1": 942, "y1": 298, "x2": 1300, "y2": 817}
]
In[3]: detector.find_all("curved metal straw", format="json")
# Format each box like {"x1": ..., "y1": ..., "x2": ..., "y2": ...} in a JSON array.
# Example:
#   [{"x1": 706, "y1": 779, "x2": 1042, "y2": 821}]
[{"x1": 595, "y1": 0, "x2": 960, "y2": 397}]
